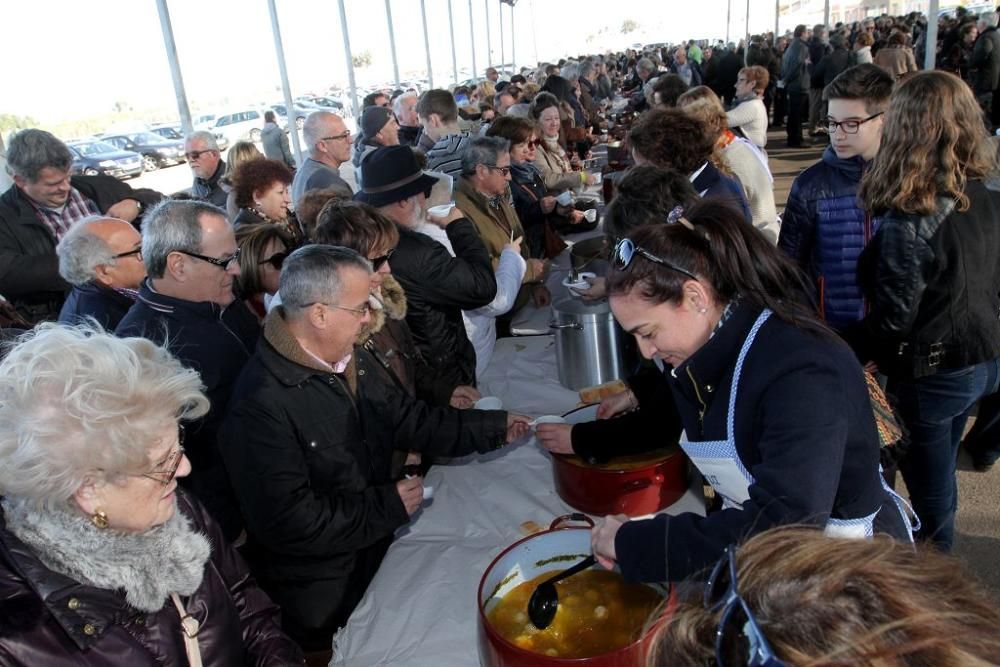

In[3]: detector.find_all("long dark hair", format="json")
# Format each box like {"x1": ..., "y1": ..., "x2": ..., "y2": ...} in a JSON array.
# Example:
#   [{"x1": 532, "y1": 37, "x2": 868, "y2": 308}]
[{"x1": 607, "y1": 200, "x2": 825, "y2": 333}]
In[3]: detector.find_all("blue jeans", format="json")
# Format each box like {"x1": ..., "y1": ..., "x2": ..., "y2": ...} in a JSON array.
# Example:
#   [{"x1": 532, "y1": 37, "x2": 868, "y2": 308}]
[{"x1": 891, "y1": 358, "x2": 1000, "y2": 551}]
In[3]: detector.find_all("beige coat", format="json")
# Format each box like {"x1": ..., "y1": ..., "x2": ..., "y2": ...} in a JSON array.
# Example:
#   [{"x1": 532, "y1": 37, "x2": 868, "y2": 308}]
[
  {"x1": 531, "y1": 141, "x2": 583, "y2": 192},
  {"x1": 454, "y1": 177, "x2": 541, "y2": 283},
  {"x1": 874, "y1": 45, "x2": 918, "y2": 79}
]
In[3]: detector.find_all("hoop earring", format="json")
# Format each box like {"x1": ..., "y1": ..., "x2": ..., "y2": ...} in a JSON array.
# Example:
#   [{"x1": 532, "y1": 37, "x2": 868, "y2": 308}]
[{"x1": 91, "y1": 510, "x2": 109, "y2": 530}]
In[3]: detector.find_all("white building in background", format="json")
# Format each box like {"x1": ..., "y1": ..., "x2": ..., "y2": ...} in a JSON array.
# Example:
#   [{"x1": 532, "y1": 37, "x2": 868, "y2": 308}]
[{"x1": 778, "y1": 0, "x2": 988, "y2": 29}]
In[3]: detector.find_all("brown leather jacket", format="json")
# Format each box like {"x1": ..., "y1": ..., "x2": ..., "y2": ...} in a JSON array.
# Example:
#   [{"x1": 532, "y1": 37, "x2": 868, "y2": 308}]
[{"x1": 0, "y1": 491, "x2": 304, "y2": 666}]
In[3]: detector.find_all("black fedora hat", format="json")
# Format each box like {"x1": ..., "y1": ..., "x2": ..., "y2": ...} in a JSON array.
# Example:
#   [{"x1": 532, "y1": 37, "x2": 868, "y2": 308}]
[{"x1": 354, "y1": 146, "x2": 438, "y2": 208}]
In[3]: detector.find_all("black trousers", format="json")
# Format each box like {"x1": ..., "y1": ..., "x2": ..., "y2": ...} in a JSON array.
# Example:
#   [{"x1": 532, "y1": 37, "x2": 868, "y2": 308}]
[
  {"x1": 772, "y1": 86, "x2": 786, "y2": 127},
  {"x1": 786, "y1": 91, "x2": 807, "y2": 146}
]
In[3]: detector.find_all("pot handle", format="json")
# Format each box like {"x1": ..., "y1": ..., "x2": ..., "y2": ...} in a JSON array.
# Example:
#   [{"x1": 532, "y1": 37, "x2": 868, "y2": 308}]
[
  {"x1": 548, "y1": 321, "x2": 583, "y2": 330},
  {"x1": 549, "y1": 513, "x2": 595, "y2": 531}
]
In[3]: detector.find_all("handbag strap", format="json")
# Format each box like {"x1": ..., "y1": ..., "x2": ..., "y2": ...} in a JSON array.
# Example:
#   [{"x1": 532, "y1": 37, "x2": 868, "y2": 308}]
[{"x1": 170, "y1": 593, "x2": 203, "y2": 667}]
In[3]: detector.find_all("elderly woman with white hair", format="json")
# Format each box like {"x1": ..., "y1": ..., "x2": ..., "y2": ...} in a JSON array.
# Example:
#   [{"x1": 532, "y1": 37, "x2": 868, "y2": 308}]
[{"x1": 0, "y1": 325, "x2": 304, "y2": 665}]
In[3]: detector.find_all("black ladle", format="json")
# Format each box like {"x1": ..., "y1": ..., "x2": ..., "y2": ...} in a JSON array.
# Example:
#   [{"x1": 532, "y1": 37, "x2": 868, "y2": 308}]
[{"x1": 527, "y1": 555, "x2": 597, "y2": 630}]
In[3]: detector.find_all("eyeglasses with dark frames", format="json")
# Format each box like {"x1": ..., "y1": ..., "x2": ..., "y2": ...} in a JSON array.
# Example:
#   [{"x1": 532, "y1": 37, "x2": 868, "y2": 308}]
[
  {"x1": 370, "y1": 248, "x2": 395, "y2": 271},
  {"x1": 177, "y1": 248, "x2": 242, "y2": 270},
  {"x1": 826, "y1": 112, "x2": 883, "y2": 135},
  {"x1": 704, "y1": 546, "x2": 787, "y2": 667},
  {"x1": 321, "y1": 131, "x2": 352, "y2": 142},
  {"x1": 184, "y1": 149, "x2": 218, "y2": 161},
  {"x1": 613, "y1": 238, "x2": 698, "y2": 281},
  {"x1": 139, "y1": 424, "x2": 186, "y2": 486},
  {"x1": 258, "y1": 251, "x2": 288, "y2": 271},
  {"x1": 114, "y1": 247, "x2": 143, "y2": 260},
  {"x1": 483, "y1": 164, "x2": 512, "y2": 176}
]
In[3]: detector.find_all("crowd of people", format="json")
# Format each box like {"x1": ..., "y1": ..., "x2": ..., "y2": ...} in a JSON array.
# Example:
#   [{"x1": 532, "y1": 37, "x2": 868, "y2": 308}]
[{"x1": 1, "y1": 7, "x2": 1000, "y2": 665}]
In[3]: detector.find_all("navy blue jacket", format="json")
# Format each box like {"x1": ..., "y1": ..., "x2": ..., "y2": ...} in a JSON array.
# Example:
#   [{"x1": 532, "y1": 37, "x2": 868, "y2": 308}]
[
  {"x1": 116, "y1": 281, "x2": 260, "y2": 539},
  {"x1": 692, "y1": 161, "x2": 753, "y2": 225},
  {"x1": 613, "y1": 302, "x2": 909, "y2": 583},
  {"x1": 778, "y1": 147, "x2": 881, "y2": 331},
  {"x1": 57, "y1": 282, "x2": 135, "y2": 331}
]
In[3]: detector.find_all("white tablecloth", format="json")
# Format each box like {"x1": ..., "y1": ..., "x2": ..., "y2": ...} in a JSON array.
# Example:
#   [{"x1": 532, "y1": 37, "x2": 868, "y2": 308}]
[{"x1": 330, "y1": 336, "x2": 705, "y2": 666}]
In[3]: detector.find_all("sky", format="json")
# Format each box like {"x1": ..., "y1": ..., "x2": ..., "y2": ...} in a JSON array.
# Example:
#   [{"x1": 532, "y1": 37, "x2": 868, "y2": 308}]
[{"x1": 4, "y1": 0, "x2": 848, "y2": 124}]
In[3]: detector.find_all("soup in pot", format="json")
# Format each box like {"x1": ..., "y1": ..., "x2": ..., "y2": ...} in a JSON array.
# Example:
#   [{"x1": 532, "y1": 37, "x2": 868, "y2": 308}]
[{"x1": 486, "y1": 569, "x2": 662, "y2": 659}]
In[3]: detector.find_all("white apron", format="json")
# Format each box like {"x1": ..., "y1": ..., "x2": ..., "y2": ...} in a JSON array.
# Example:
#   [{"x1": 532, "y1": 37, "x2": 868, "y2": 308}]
[{"x1": 677, "y1": 309, "x2": 915, "y2": 540}]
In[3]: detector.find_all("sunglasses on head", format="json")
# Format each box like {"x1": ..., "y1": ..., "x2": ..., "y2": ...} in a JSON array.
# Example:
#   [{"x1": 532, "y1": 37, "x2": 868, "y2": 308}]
[
  {"x1": 612, "y1": 238, "x2": 698, "y2": 280},
  {"x1": 258, "y1": 251, "x2": 288, "y2": 270},
  {"x1": 705, "y1": 546, "x2": 787, "y2": 667}
]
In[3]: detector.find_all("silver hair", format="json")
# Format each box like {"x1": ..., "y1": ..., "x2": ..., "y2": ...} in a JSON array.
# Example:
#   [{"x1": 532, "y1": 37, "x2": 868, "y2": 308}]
[
  {"x1": 393, "y1": 90, "x2": 419, "y2": 117},
  {"x1": 56, "y1": 216, "x2": 118, "y2": 286},
  {"x1": 637, "y1": 57, "x2": 655, "y2": 74},
  {"x1": 579, "y1": 60, "x2": 596, "y2": 80},
  {"x1": 6, "y1": 129, "x2": 73, "y2": 181},
  {"x1": 141, "y1": 199, "x2": 227, "y2": 279},
  {"x1": 280, "y1": 244, "x2": 371, "y2": 314},
  {"x1": 460, "y1": 136, "x2": 510, "y2": 176},
  {"x1": 184, "y1": 130, "x2": 218, "y2": 151},
  {"x1": 560, "y1": 62, "x2": 580, "y2": 83},
  {"x1": 0, "y1": 323, "x2": 209, "y2": 510},
  {"x1": 303, "y1": 111, "x2": 339, "y2": 156}
]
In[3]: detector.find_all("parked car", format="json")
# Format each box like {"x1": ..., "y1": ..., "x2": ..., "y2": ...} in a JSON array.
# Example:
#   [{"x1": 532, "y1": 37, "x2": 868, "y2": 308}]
[
  {"x1": 194, "y1": 113, "x2": 217, "y2": 130},
  {"x1": 212, "y1": 108, "x2": 273, "y2": 143},
  {"x1": 298, "y1": 96, "x2": 345, "y2": 113},
  {"x1": 99, "y1": 132, "x2": 186, "y2": 172},
  {"x1": 67, "y1": 140, "x2": 144, "y2": 180},
  {"x1": 150, "y1": 123, "x2": 230, "y2": 152},
  {"x1": 270, "y1": 102, "x2": 322, "y2": 130}
]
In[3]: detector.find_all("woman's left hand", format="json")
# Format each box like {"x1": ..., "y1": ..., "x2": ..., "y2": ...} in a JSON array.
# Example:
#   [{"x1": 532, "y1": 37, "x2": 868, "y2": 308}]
[
  {"x1": 535, "y1": 423, "x2": 573, "y2": 453},
  {"x1": 592, "y1": 514, "x2": 627, "y2": 570}
]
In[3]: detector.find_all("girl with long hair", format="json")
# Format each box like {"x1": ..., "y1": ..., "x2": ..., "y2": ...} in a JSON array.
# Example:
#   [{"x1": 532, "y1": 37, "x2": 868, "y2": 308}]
[
  {"x1": 847, "y1": 71, "x2": 1000, "y2": 550},
  {"x1": 536, "y1": 200, "x2": 913, "y2": 584}
]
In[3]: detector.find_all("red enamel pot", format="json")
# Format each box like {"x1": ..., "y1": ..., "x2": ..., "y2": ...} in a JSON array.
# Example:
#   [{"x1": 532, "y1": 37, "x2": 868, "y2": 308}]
[
  {"x1": 552, "y1": 405, "x2": 690, "y2": 517},
  {"x1": 477, "y1": 514, "x2": 676, "y2": 667}
]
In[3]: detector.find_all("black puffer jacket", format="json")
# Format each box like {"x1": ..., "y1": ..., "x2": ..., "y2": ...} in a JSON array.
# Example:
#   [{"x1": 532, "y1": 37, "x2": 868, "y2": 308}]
[
  {"x1": 390, "y1": 219, "x2": 497, "y2": 388},
  {"x1": 0, "y1": 491, "x2": 303, "y2": 666},
  {"x1": 219, "y1": 310, "x2": 508, "y2": 648},
  {"x1": 845, "y1": 180, "x2": 1000, "y2": 379},
  {"x1": 0, "y1": 177, "x2": 162, "y2": 323}
]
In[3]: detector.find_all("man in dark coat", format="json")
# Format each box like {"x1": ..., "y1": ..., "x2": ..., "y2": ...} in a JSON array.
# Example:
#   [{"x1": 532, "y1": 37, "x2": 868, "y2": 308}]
[
  {"x1": 0, "y1": 129, "x2": 161, "y2": 323},
  {"x1": 357, "y1": 146, "x2": 497, "y2": 389},
  {"x1": 117, "y1": 200, "x2": 259, "y2": 541},
  {"x1": 782, "y1": 25, "x2": 813, "y2": 147},
  {"x1": 184, "y1": 131, "x2": 229, "y2": 208},
  {"x1": 219, "y1": 245, "x2": 529, "y2": 651}
]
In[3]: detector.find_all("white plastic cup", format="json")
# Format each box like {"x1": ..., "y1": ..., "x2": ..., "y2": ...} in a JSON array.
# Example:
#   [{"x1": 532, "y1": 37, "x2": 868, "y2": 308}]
[
  {"x1": 584, "y1": 208, "x2": 597, "y2": 223},
  {"x1": 475, "y1": 396, "x2": 503, "y2": 410},
  {"x1": 532, "y1": 415, "x2": 567, "y2": 428},
  {"x1": 427, "y1": 202, "x2": 456, "y2": 217},
  {"x1": 556, "y1": 191, "x2": 574, "y2": 206}
]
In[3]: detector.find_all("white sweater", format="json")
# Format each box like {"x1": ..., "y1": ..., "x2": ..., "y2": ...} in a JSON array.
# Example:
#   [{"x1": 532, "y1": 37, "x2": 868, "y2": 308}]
[
  {"x1": 721, "y1": 139, "x2": 779, "y2": 244},
  {"x1": 726, "y1": 98, "x2": 768, "y2": 149}
]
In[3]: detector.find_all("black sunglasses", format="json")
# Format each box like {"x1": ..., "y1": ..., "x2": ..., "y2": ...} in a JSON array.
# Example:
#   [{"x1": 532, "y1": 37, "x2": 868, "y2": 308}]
[
  {"x1": 258, "y1": 251, "x2": 288, "y2": 270},
  {"x1": 370, "y1": 248, "x2": 395, "y2": 271},
  {"x1": 613, "y1": 238, "x2": 698, "y2": 280}
]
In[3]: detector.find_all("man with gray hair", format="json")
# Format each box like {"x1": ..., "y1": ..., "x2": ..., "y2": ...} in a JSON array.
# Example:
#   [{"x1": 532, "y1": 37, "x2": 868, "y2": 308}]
[
  {"x1": 220, "y1": 243, "x2": 529, "y2": 651},
  {"x1": 393, "y1": 90, "x2": 422, "y2": 147},
  {"x1": 117, "y1": 199, "x2": 258, "y2": 541},
  {"x1": 290, "y1": 110, "x2": 353, "y2": 208},
  {"x1": 973, "y1": 10, "x2": 1000, "y2": 125},
  {"x1": 0, "y1": 128, "x2": 160, "y2": 323},
  {"x1": 56, "y1": 216, "x2": 145, "y2": 329},
  {"x1": 184, "y1": 130, "x2": 228, "y2": 208}
]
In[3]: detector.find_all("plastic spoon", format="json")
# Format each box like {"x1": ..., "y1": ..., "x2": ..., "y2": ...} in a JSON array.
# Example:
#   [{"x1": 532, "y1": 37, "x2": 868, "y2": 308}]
[{"x1": 526, "y1": 555, "x2": 597, "y2": 630}]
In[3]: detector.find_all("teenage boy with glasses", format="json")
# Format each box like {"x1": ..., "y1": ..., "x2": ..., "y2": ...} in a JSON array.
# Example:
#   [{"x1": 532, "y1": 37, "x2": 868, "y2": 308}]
[{"x1": 778, "y1": 64, "x2": 893, "y2": 332}]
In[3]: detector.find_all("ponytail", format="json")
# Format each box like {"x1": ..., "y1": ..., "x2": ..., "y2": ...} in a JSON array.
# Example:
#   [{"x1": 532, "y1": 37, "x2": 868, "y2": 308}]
[{"x1": 607, "y1": 200, "x2": 826, "y2": 334}]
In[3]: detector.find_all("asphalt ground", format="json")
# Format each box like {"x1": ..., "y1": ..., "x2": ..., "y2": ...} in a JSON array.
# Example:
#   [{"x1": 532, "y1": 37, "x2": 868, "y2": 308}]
[{"x1": 767, "y1": 128, "x2": 1000, "y2": 603}]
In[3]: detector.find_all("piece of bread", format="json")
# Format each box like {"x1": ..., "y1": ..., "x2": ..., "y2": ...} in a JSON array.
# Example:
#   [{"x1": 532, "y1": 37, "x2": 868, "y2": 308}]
[{"x1": 578, "y1": 379, "x2": 628, "y2": 405}]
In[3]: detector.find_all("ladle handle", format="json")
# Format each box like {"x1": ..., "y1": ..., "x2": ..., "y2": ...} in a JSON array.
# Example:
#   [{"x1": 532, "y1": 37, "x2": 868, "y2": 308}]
[{"x1": 544, "y1": 555, "x2": 597, "y2": 586}]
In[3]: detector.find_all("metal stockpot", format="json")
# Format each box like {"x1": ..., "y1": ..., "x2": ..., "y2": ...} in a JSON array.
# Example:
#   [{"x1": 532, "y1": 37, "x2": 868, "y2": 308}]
[{"x1": 550, "y1": 297, "x2": 634, "y2": 391}]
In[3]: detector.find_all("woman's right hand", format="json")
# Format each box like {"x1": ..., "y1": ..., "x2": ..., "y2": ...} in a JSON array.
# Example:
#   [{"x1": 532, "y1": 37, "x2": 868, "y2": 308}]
[
  {"x1": 596, "y1": 388, "x2": 637, "y2": 420},
  {"x1": 577, "y1": 275, "x2": 607, "y2": 301}
]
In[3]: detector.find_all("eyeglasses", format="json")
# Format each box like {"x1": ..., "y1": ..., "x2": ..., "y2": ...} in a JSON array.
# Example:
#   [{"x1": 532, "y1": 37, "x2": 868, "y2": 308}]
[
  {"x1": 705, "y1": 546, "x2": 787, "y2": 667},
  {"x1": 114, "y1": 247, "x2": 143, "y2": 260},
  {"x1": 177, "y1": 248, "x2": 241, "y2": 270},
  {"x1": 309, "y1": 301, "x2": 373, "y2": 317},
  {"x1": 483, "y1": 164, "x2": 512, "y2": 176},
  {"x1": 184, "y1": 149, "x2": 217, "y2": 161},
  {"x1": 140, "y1": 424, "x2": 186, "y2": 486},
  {"x1": 258, "y1": 251, "x2": 288, "y2": 270},
  {"x1": 527, "y1": 139, "x2": 542, "y2": 148},
  {"x1": 370, "y1": 247, "x2": 395, "y2": 271},
  {"x1": 321, "y1": 131, "x2": 352, "y2": 142},
  {"x1": 613, "y1": 238, "x2": 698, "y2": 281},
  {"x1": 826, "y1": 112, "x2": 883, "y2": 135}
]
